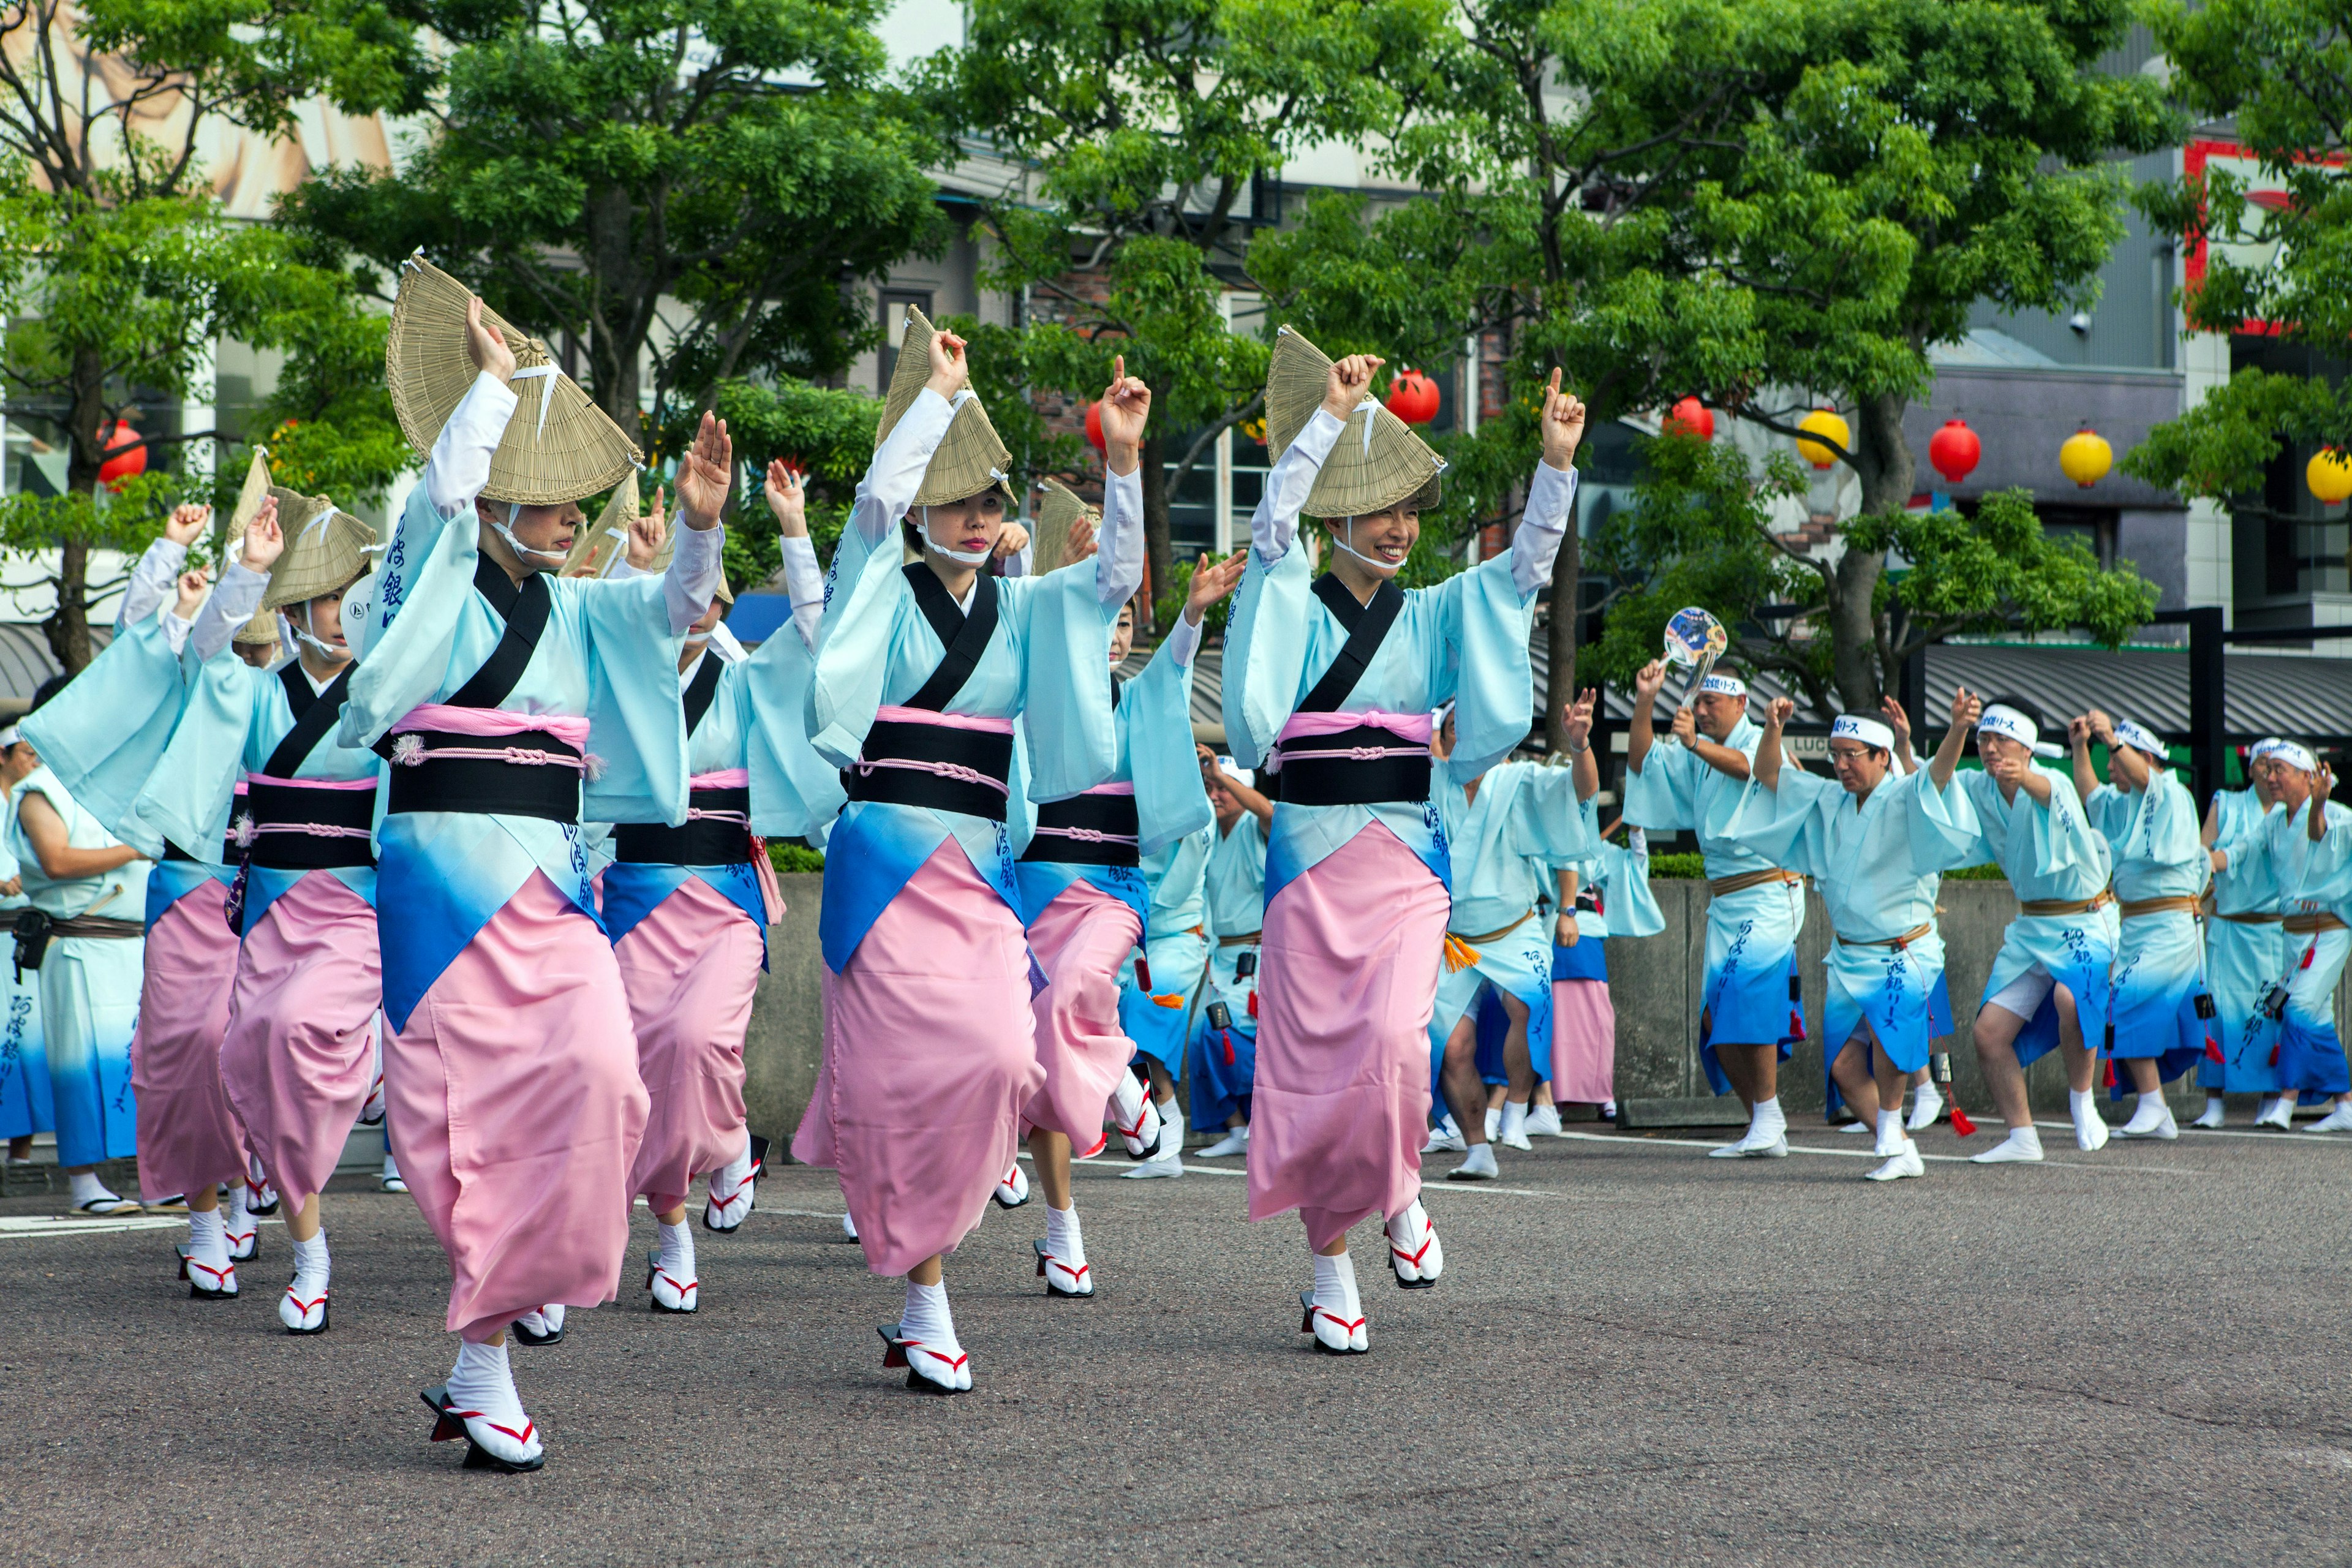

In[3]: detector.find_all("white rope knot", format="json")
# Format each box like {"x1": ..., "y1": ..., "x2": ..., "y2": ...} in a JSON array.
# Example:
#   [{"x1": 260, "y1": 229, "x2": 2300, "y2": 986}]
[
  {"x1": 232, "y1": 814, "x2": 257, "y2": 849},
  {"x1": 388, "y1": 734, "x2": 426, "y2": 767}
]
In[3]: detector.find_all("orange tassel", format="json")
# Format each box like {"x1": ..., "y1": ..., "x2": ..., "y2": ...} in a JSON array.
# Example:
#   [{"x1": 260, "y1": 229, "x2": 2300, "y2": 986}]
[
  {"x1": 1442, "y1": 934, "x2": 1480, "y2": 973},
  {"x1": 1150, "y1": 992, "x2": 1185, "y2": 1009}
]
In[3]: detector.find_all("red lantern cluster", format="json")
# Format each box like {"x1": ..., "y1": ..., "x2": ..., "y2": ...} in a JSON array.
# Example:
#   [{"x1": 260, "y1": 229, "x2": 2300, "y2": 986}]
[
  {"x1": 1384, "y1": 368, "x2": 1441, "y2": 426},
  {"x1": 1084, "y1": 401, "x2": 1106, "y2": 454},
  {"x1": 1662, "y1": 396, "x2": 1714, "y2": 442},
  {"x1": 1928, "y1": 418, "x2": 1980, "y2": 485},
  {"x1": 96, "y1": 420, "x2": 146, "y2": 488}
]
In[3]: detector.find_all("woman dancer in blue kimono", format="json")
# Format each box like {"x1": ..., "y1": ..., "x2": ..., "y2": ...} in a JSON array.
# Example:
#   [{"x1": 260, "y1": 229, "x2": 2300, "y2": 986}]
[
  {"x1": 2195, "y1": 742, "x2": 2286, "y2": 1128},
  {"x1": 1915, "y1": 695, "x2": 2118, "y2": 1163},
  {"x1": 2254, "y1": 745, "x2": 2352, "y2": 1128},
  {"x1": 790, "y1": 310, "x2": 1142, "y2": 1393},
  {"x1": 1221, "y1": 328, "x2": 1581, "y2": 1354},
  {"x1": 2068, "y1": 711, "x2": 2213, "y2": 1141}
]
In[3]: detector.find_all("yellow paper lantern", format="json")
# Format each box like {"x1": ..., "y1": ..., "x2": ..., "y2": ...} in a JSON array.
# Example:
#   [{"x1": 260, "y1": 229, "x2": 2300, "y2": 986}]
[
  {"x1": 2060, "y1": 425, "x2": 2112, "y2": 488},
  {"x1": 2309, "y1": 449, "x2": 2352, "y2": 506},
  {"x1": 1795, "y1": 407, "x2": 1849, "y2": 469}
]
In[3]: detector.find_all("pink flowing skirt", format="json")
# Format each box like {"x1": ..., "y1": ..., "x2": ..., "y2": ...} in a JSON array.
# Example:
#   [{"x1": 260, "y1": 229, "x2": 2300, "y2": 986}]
[
  {"x1": 1021, "y1": 880, "x2": 1142, "y2": 1144},
  {"x1": 386, "y1": 872, "x2": 649, "y2": 1340},
  {"x1": 1249, "y1": 824, "x2": 1448, "y2": 1251},
  {"x1": 793, "y1": 844, "x2": 1041, "y2": 1278},
  {"x1": 619, "y1": 878, "x2": 763, "y2": 1212},
  {"x1": 131, "y1": 883, "x2": 246, "y2": 1200},
  {"x1": 1548, "y1": 978, "x2": 1616, "y2": 1104},
  {"x1": 220, "y1": 872, "x2": 381, "y2": 1213}
]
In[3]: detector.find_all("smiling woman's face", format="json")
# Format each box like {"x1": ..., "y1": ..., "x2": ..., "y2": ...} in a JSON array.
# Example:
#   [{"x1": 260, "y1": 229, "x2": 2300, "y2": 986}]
[{"x1": 1336, "y1": 505, "x2": 1419, "y2": 573}]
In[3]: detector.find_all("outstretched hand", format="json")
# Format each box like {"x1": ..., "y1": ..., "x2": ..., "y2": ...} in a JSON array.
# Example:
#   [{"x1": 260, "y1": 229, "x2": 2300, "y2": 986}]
[
  {"x1": 466, "y1": 296, "x2": 516, "y2": 386},
  {"x1": 1765, "y1": 695, "x2": 1796, "y2": 726},
  {"x1": 1948, "y1": 685, "x2": 1983, "y2": 734},
  {"x1": 924, "y1": 325, "x2": 969, "y2": 401},
  {"x1": 1879, "y1": 695, "x2": 1910, "y2": 744},
  {"x1": 625, "y1": 484, "x2": 666, "y2": 569},
  {"x1": 1098, "y1": 355, "x2": 1150, "y2": 474},
  {"x1": 1322, "y1": 353, "x2": 1382, "y2": 421},
  {"x1": 1185, "y1": 551, "x2": 1246, "y2": 624},
  {"x1": 173, "y1": 568, "x2": 209, "y2": 618},
  {"x1": 763, "y1": 460, "x2": 807, "y2": 538},
  {"x1": 1537, "y1": 368, "x2": 1587, "y2": 470},
  {"x1": 1561, "y1": 687, "x2": 1598, "y2": 751},
  {"x1": 1633, "y1": 658, "x2": 1667, "y2": 701},
  {"x1": 242, "y1": 495, "x2": 284, "y2": 571},
  {"x1": 675, "y1": 413, "x2": 732, "y2": 531},
  {"x1": 995, "y1": 522, "x2": 1030, "y2": 562},
  {"x1": 165, "y1": 502, "x2": 211, "y2": 548}
]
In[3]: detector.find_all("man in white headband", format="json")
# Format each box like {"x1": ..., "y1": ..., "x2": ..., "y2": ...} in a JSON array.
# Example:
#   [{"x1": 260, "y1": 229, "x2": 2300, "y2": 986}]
[
  {"x1": 1626, "y1": 660, "x2": 1807, "y2": 1158},
  {"x1": 2068, "y1": 712, "x2": 2212, "y2": 1142},
  {"x1": 2239, "y1": 745, "x2": 2352, "y2": 1131},
  {"x1": 1915, "y1": 692, "x2": 2117, "y2": 1161},
  {"x1": 2195, "y1": 742, "x2": 2290, "y2": 1127},
  {"x1": 1734, "y1": 697, "x2": 1981, "y2": 1180}
]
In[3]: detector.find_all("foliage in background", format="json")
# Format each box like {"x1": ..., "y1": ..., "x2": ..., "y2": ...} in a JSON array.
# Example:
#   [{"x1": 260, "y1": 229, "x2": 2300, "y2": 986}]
[
  {"x1": 769, "y1": 840, "x2": 825, "y2": 874},
  {"x1": 281, "y1": 0, "x2": 940, "y2": 462},
  {"x1": 918, "y1": 0, "x2": 1450, "y2": 624},
  {"x1": 2128, "y1": 0, "x2": 2352, "y2": 503}
]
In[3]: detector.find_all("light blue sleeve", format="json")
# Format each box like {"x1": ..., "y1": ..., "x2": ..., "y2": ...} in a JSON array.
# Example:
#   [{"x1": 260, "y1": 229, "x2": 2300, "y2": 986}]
[
  {"x1": 1009, "y1": 564, "x2": 1120, "y2": 803},
  {"x1": 127, "y1": 654, "x2": 262, "y2": 861},
  {"x1": 2140, "y1": 775, "x2": 2205, "y2": 870},
  {"x1": 1121, "y1": 634, "x2": 1213, "y2": 857},
  {"x1": 20, "y1": 613, "x2": 188, "y2": 841},
  {"x1": 1623, "y1": 742, "x2": 1698, "y2": 834},
  {"x1": 1417, "y1": 551, "x2": 1539, "y2": 780},
  {"x1": 342, "y1": 478, "x2": 484, "y2": 749},
  {"x1": 1598, "y1": 837, "x2": 1666, "y2": 938},
  {"x1": 575, "y1": 576, "x2": 692, "y2": 827},
  {"x1": 1221, "y1": 535, "x2": 1311, "y2": 771},
  {"x1": 1724, "y1": 764, "x2": 1838, "y2": 876},
  {"x1": 2084, "y1": 782, "x2": 2132, "y2": 845},
  {"x1": 2296, "y1": 815, "x2": 2352, "y2": 910},
  {"x1": 741, "y1": 633, "x2": 846, "y2": 845},
  {"x1": 2033, "y1": 771, "x2": 2108, "y2": 883},
  {"x1": 1497, "y1": 762, "x2": 1597, "y2": 867},
  {"x1": 1911, "y1": 767, "x2": 1989, "y2": 869}
]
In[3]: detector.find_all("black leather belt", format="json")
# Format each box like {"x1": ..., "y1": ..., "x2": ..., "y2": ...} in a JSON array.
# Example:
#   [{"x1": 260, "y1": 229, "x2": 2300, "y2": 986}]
[
  {"x1": 1275, "y1": 725, "x2": 1432, "y2": 807},
  {"x1": 383, "y1": 730, "x2": 582, "y2": 824},
  {"x1": 842, "y1": 718, "x2": 1013, "y2": 823},
  {"x1": 1020, "y1": 791, "x2": 1141, "y2": 868},
  {"x1": 242, "y1": 779, "x2": 379, "y2": 870},
  {"x1": 614, "y1": 788, "x2": 754, "y2": 865}
]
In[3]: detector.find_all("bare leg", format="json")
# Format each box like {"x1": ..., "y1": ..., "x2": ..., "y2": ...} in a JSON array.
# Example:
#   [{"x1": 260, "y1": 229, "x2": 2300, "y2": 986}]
[
  {"x1": 1706, "y1": 1011, "x2": 1758, "y2": 1109},
  {"x1": 188, "y1": 1184, "x2": 220, "y2": 1215},
  {"x1": 909, "y1": 1253, "x2": 942, "y2": 1287},
  {"x1": 654, "y1": 1201, "x2": 686, "y2": 1227},
  {"x1": 1440, "y1": 1012, "x2": 1489, "y2": 1148},
  {"x1": 1028, "y1": 1127, "x2": 1072, "y2": 1211},
  {"x1": 1972, "y1": 1003, "x2": 2034, "y2": 1133},
  {"x1": 2124, "y1": 1057, "x2": 2162, "y2": 1098},
  {"x1": 284, "y1": 1191, "x2": 322, "y2": 1244},
  {"x1": 1872, "y1": 1047, "x2": 1913, "y2": 1134},
  {"x1": 1143, "y1": 1057, "x2": 1177, "y2": 1107},
  {"x1": 1830, "y1": 1035, "x2": 1882, "y2": 1126},
  {"x1": 1499, "y1": 991, "x2": 1536, "y2": 1101}
]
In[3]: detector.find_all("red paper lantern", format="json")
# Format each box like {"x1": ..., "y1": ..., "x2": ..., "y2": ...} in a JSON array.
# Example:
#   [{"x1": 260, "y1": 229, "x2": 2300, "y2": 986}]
[
  {"x1": 1927, "y1": 418, "x2": 1980, "y2": 485},
  {"x1": 1084, "y1": 401, "x2": 1106, "y2": 453},
  {"x1": 1384, "y1": 368, "x2": 1442, "y2": 426},
  {"x1": 96, "y1": 420, "x2": 146, "y2": 488},
  {"x1": 1663, "y1": 396, "x2": 1714, "y2": 442}
]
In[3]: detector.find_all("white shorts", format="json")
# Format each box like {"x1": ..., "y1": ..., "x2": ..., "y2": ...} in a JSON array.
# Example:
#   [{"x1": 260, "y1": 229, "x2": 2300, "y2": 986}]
[{"x1": 1985, "y1": 963, "x2": 2056, "y2": 1023}]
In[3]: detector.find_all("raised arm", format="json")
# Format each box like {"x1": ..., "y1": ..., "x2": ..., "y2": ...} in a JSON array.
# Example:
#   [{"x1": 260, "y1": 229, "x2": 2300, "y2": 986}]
[
  {"x1": 2067, "y1": 714, "x2": 2101, "y2": 803},
  {"x1": 662, "y1": 411, "x2": 730, "y2": 635},
  {"x1": 2315, "y1": 763, "x2": 2337, "y2": 843},
  {"x1": 763, "y1": 461, "x2": 827, "y2": 652},
  {"x1": 1877, "y1": 696, "x2": 1917, "y2": 774},
  {"x1": 1091, "y1": 356, "x2": 1150, "y2": 609},
  {"x1": 117, "y1": 505, "x2": 207, "y2": 628},
  {"x1": 1199, "y1": 743, "x2": 1274, "y2": 830},
  {"x1": 1679, "y1": 709, "x2": 1752, "y2": 782},
  {"x1": 1248, "y1": 349, "x2": 1368, "y2": 564},
  {"x1": 1928, "y1": 686, "x2": 1981, "y2": 790},
  {"x1": 191, "y1": 496, "x2": 282, "y2": 664},
  {"x1": 425, "y1": 298, "x2": 521, "y2": 519},
  {"x1": 1559, "y1": 687, "x2": 1602, "y2": 801},
  {"x1": 1754, "y1": 696, "x2": 1793, "y2": 792},
  {"x1": 2089, "y1": 709, "x2": 2149, "y2": 792},
  {"x1": 1507, "y1": 369, "x2": 1586, "y2": 600},
  {"x1": 1627, "y1": 658, "x2": 1667, "y2": 774}
]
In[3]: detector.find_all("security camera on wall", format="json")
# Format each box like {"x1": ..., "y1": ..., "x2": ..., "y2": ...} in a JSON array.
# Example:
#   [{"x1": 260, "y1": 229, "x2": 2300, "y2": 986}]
[{"x1": 2068, "y1": 311, "x2": 2092, "y2": 336}]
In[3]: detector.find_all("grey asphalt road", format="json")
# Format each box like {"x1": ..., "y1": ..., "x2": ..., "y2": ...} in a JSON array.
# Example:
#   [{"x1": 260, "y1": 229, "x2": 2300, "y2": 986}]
[{"x1": 5, "y1": 1120, "x2": 2351, "y2": 1568}]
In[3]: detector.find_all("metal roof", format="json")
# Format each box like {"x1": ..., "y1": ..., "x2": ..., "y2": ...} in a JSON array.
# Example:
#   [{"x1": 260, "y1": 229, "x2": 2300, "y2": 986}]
[
  {"x1": 0, "y1": 622, "x2": 107, "y2": 715},
  {"x1": 1163, "y1": 635, "x2": 2352, "y2": 748}
]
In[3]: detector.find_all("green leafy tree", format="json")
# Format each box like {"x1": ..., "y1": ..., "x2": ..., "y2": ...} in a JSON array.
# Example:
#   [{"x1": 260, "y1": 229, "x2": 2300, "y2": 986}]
[
  {"x1": 921, "y1": 0, "x2": 1452, "y2": 625},
  {"x1": 282, "y1": 0, "x2": 940, "y2": 462},
  {"x1": 2126, "y1": 0, "x2": 2352, "y2": 516}
]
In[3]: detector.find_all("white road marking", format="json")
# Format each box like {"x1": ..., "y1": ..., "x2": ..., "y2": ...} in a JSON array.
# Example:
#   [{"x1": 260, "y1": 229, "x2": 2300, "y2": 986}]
[
  {"x1": 1557, "y1": 1129, "x2": 2206, "y2": 1177},
  {"x1": 2032, "y1": 1118, "x2": 2351, "y2": 1146},
  {"x1": 0, "y1": 1215, "x2": 187, "y2": 1238}
]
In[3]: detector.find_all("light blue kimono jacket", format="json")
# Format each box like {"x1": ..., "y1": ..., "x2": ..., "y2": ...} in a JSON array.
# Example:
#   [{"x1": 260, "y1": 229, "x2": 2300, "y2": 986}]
[
  {"x1": 2204, "y1": 790, "x2": 2283, "y2": 1088},
  {"x1": 804, "y1": 390, "x2": 1142, "y2": 973},
  {"x1": 335, "y1": 371, "x2": 718, "y2": 1030},
  {"x1": 1118, "y1": 819, "x2": 1215, "y2": 1075},
  {"x1": 1220, "y1": 409, "x2": 1575, "y2": 907}
]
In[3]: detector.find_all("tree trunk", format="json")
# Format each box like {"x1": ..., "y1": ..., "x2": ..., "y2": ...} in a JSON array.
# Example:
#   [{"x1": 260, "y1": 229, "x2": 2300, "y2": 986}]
[
  {"x1": 1826, "y1": 389, "x2": 1916, "y2": 712},
  {"x1": 586, "y1": 183, "x2": 644, "y2": 439},
  {"x1": 1138, "y1": 426, "x2": 1172, "y2": 638},
  {"x1": 1545, "y1": 520, "x2": 1580, "y2": 753},
  {"x1": 51, "y1": 346, "x2": 107, "y2": 674},
  {"x1": 47, "y1": 539, "x2": 91, "y2": 675}
]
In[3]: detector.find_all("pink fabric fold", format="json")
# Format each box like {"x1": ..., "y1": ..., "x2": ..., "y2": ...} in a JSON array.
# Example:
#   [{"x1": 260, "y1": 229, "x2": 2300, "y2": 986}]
[
  {"x1": 243, "y1": 772, "x2": 379, "y2": 791},
  {"x1": 689, "y1": 768, "x2": 752, "y2": 790},
  {"x1": 220, "y1": 872, "x2": 382, "y2": 1213},
  {"x1": 1275, "y1": 709, "x2": 1434, "y2": 744},
  {"x1": 1080, "y1": 782, "x2": 1137, "y2": 797},
  {"x1": 1022, "y1": 880, "x2": 1144, "y2": 1145},
  {"x1": 620, "y1": 876, "x2": 763, "y2": 1213},
  {"x1": 793, "y1": 843, "x2": 1040, "y2": 1277},
  {"x1": 391, "y1": 704, "x2": 592, "y2": 746},
  {"x1": 873, "y1": 704, "x2": 1014, "y2": 734},
  {"x1": 1548, "y1": 978, "x2": 1617, "y2": 1105},
  {"x1": 131, "y1": 881, "x2": 247, "y2": 1200},
  {"x1": 1248, "y1": 823, "x2": 1446, "y2": 1251},
  {"x1": 386, "y1": 871, "x2": 648, "y2": 1339}
]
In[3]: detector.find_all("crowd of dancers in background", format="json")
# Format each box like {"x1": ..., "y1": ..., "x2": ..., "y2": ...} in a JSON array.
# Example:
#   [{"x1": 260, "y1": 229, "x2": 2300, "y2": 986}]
[{"x1": 4, "y1": 261, "x2": 2348, "y2": 1474}]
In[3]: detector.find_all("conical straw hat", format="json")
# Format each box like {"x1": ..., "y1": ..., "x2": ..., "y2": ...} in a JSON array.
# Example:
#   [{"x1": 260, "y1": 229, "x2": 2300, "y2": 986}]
[
  {"x1": 1030, "y1": 476, "x2": 1096, "y2": 576},
  {"x1": 261, "y1": 485, "x2": 377, "y2": 610},
  {"x1": 1264, "y1": 325, "x2": 1444, "y2": 519},
  {"x1": 564, "y1": 481, "x2": 637, "y2": 578},
  {"x1": 876, "y1": 304, "x2": 1014, "y2": 508},
  {"x1": 385, "y1": 252, "x2": 642, "y2": 506},
  {"x1": 233, "y1": 604, "x2": 281, "y2": 648},
  {"x1": 227, "y1": 448, "x2": 273, "y2": 537}
]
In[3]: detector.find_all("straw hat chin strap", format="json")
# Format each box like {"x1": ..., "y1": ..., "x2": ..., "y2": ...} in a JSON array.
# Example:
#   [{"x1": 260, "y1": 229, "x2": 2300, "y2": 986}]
[
  {"x1": 492, "y1": 500, "x2": 569, "y2": 568},
  {"x1": 918, "y1": 505, "x2": 993, "y2": 567},
  {"x1": 1332, "y1": 516, "x2": 1404, "y2": 577}
]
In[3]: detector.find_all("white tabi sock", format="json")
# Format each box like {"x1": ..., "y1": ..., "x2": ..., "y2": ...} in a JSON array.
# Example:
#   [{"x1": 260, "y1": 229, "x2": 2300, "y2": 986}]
[
  {"x1": 1483, "y1": 1106, "x2": 1501, "y2": 1141},
  {"x1": 187, "y1": 1207, "x2": 229, "y2": 1273},
  {"x1": 901, "y1": 1278, "x2": 960, "y2": 1354},
  {"x1": 1109, "y1": 1071, "x2": 1148, "y2": 1129},
  {"x1": 713, "y1": 1134, "x2": 755, "y2": 1190},
  {"x1": 1311, "y1": 1249, "x2": 1360, "y2": 1321},
  {"x1": 446, "y1": 1338, "x2": 537, "y2": 1460},
  {"x1": 1044, "y1": 1202, "x2": 1085, "y2": 1269},
  {"x1": 1499, "y1": 1100, "x2": 1529, "y2": 1145},
  {"x1": 68, "y1": 1170, "x2": 121, "y2": 1208},
  {"x1": 1745, "y1": 1096, "x2": 1787, "y2": 1147},
  {"x1": 657, "y1": 1218, "x2": 696, "y2": 1281},
  {"x1": 1157, "y1": 1099, "x2": 1184, "y2": 1159},
  {"x1": 2121, "y1": 1091, "x2": 2171, "y2": 1134},
  {"x1": 2068, "y1": 1088, "x2": 2098, "y2": 1128},
  {"x1": 291, "y1": 1232, "x2": 330, "y2": 1295},
  {"x1": 1875, "y1": 1109, "x2": 1904, "y2": 1158}
]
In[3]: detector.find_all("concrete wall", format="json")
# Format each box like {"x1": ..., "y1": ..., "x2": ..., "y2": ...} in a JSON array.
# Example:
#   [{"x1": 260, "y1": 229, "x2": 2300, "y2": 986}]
[{"x1": 740, "y1": 875, "x2": 2340, "y2": 1147}]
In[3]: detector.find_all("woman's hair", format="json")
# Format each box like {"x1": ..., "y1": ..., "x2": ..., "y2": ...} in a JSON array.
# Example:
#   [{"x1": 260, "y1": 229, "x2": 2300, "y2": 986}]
[{"x1": 26, "y1": 673, "x2": 69, "y2": 715}]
